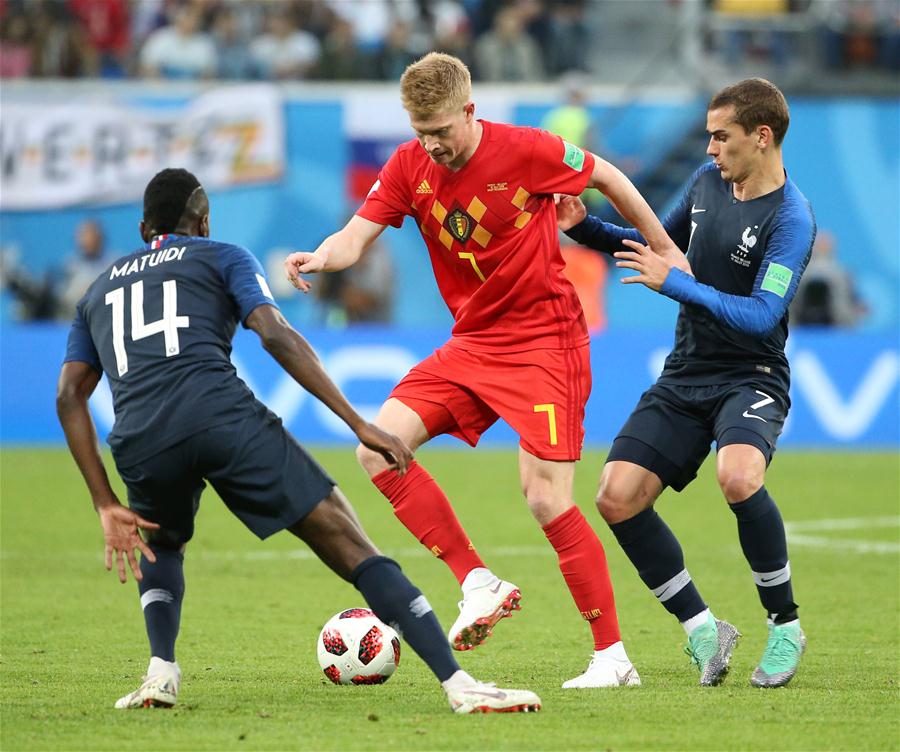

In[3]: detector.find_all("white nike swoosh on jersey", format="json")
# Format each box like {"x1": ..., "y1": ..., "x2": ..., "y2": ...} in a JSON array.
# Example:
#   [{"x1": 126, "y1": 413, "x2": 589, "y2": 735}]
[
  {"x1": 691, "y1": 205, "x2": 706, "y2": 214},
  {"x1": 742, "y1": 411, "x2": 767, "y2": 422}
]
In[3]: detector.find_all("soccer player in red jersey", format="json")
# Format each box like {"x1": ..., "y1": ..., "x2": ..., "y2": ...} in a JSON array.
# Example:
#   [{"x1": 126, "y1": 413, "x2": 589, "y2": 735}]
[{"x1": 285, "y1": 53, "x2": 680, "y2": 688}]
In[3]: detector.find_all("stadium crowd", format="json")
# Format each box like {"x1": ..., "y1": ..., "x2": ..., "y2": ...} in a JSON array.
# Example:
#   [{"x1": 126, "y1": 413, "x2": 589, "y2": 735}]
[
  {"x1": 0, "y1": 0, "x2": 897, "y2": 82},
  {"x1": 0, "y1": 0, "x2": 597, "y2": 81}
]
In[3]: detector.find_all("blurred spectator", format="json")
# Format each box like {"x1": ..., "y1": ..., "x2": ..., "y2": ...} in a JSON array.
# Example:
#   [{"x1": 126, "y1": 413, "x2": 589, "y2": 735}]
[
  {"x1": 139, "y1": 4, "x2": 216, "y2": 79},
  {"x1": 316, "y1": 241, "x2": 394, "y2": 326},
  {"x1": 408, "y1": 0, "x2": 470, "y2": 52},
  {"x1": 473, "y1": 5, "x2": 545, "y2": 81},
  {"x1": 542, "y1": 73, "x2": 616, "y2": 212},
  {"x1": 0, "y1": 11, "x2": 34, "y2": 78},
  {"x1": 372, "y1": 20, "x2": 419, "y2": 80},
  {"x1": 0, "y1": 252, "x2": 58, "y2": 320},
  {"x1": 791, "y1": 231, "x2": 868, "y2": 327},
  {"x1": 213, "y1": 6, "x2": 257, "y2": 80},
  {"x1": 0, "y1": 219, "x2": 113, "y2": 320},
  {"x1": 57, "y1": 219, "x2": 112, "y2": 316},
  {"x1": 432, "y1": 25, "x2": 475, "y2": 70},
  {"x1": 714, "y1": 0, "x2": 790, "y2": 69},
  {"x1": 817, "y1": 0, "x2": 900, "y2": 71},
  {"x1": 313, "y1": 17, "x2": 367, "y2": 80},
  {"x1": 324, "y1": 0, "x2": 402, "y2": 52},
  {"x1": 292, "y1": 0, "x2": 339, "y2": 40},
  {"x1": 470, "y1": 0, "x2": 542, "y2": 36},
  {"x1": 68, "y1": 0, "x2": 130, "y2": 77},
  {"x1": 31, "y1": 0, "x2": 97, "y2": 77},
  {"x1": 250, "y1": 6, "x2": 320, "y2": 80},
  {"x1": 539, "y1": 0, "x2": 592, "y2": 76},
  {"x1": 130, "y1": 0, "x2": 169, "y2": 52},
  {"x1": 541, "y1": 72, "x2": 596, "y2": 150},
  {"x1": 420, "y1": 0, "x2": 474, "y2": 68},
  {"x1": 3, "y1": 0, "x2": 900, "y2": 82}
]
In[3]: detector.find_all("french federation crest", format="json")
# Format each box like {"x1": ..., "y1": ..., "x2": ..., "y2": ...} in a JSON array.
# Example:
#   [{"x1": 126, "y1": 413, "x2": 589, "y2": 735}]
[{"x1": 446, "y1": 208, "x2": 473, "y2": 243}]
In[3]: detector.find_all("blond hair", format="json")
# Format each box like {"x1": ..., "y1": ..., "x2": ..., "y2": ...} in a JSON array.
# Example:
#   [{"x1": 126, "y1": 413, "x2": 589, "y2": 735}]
[{"x1": 400, "y1": 52, "x2": 471, "y2": 119}]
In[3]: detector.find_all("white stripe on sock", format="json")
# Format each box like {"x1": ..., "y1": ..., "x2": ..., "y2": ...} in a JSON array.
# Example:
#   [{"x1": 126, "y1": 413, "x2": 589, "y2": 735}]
[
  {"x1": 141, "y1": 588, "x2": 175, "y2": 610},
  {"x1": 752, "y1": 561, "x2": 791, "y2": 587},
  {"x1": 651, "y1": 568, "x2": 692, "y2": 603},
  {"x1": 409, "y1": 594, "x2": 432, "y2": 618}
]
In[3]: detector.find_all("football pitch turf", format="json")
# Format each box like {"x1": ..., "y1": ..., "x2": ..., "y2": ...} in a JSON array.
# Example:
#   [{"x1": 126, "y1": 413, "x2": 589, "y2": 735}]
[{"x1": 2, "y1": 447, "x2": 898, "y2": 751}]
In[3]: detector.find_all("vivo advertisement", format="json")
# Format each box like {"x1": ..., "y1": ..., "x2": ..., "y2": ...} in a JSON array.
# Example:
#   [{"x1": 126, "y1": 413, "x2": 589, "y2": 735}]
[{"x1": 2, "y1": 326, "x2": 896, "y2": 449}]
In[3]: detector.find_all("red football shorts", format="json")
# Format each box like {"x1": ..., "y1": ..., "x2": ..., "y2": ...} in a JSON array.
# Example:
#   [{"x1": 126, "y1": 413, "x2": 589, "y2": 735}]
[{"x1": 389, "y1": 341, "x2": 592, "y2": 461}]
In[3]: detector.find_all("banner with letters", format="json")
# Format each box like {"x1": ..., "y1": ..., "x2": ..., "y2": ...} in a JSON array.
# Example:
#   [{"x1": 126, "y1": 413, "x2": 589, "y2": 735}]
[
  {"x1": 0, "y1": 85, "x2": 285, "y2": 211},
  {"x1": 1, "y1": 325, "x2": 896, "y2": 449}
]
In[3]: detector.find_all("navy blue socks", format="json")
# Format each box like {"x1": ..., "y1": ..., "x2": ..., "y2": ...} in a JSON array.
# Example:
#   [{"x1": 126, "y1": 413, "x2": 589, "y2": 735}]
[
  {"x1": 352, "y1": 556, "x2": 459, "y2": 682},
  {"x1": 138, "y1": 547, "x2": 185, "y2": 662},
  {"x1": 609, "y1": 507, "x2": 707, "y2": 623},
  {"x1": 730, "y1": 486, "x2": 798, "y2": 624}
]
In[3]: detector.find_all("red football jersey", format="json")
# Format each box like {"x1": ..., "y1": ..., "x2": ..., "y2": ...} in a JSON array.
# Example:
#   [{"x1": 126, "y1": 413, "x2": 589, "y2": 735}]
[{"x1": 357, "y1": 120, "x2": 595, "y2": 352}]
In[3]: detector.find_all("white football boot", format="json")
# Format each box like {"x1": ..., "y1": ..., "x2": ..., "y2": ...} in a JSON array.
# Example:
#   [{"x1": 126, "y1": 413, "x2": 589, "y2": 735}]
[
  {"x1": 444, "y1": 675, "x2": 541, "y2": 714},
  {"x1": 447, "y1": 578, "x2": 521, "y2": 650},
  {"x1": 114, "y1": 657, "x2": 180, "y2": 709},
  {"x1": 562, "y1": 642, "x2": 641, "y2": 688}
]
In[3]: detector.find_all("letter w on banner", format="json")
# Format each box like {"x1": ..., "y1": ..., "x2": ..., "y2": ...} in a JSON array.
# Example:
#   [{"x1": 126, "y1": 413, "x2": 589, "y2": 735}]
[{"x1": 0, "y1": 85, "x2": 285, "y2": 210}]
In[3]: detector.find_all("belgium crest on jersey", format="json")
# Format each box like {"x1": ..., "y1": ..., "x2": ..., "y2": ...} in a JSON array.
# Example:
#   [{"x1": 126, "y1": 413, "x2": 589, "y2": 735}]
[{"x1": 446, "y1": 208, "x2": 473, "y2": 243}]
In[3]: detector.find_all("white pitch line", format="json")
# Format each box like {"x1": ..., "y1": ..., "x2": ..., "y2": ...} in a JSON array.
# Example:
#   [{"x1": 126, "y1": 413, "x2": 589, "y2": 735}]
[
  {"x1": 785, "y1": 516, "x2": 900, "y2": 532},
  {"x1": 785, "y1": 516, "x2": 900, "y2": 555},
  {"x1": 4, "y1": 519, "x2": 897, "y2": 561}
]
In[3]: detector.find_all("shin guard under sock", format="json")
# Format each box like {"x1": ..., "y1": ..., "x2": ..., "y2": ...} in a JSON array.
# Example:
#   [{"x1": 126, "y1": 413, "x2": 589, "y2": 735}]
[
  {"x1": 372, "y1": 462, "x2": 485, "y2": 584},
  {"x1": 353, "y1": 556, "x2": 459, "y2": 682},
  {"x1": 543, "y1": 506, "x2": 621, "y2": 650}
]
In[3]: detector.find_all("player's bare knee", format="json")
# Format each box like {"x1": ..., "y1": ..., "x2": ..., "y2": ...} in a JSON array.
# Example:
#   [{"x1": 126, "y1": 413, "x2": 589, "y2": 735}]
[
  {"x1": 596, "y1": 478, "x2": 637, "y2": 524},
  {"x1": 524, "y1": 487, "x2": 569, "y2": 526},
  {"x1": 717, "y1": 467, "x2": 762, "y2": 503},
  {"x1": 355, "y1": 442, "x2": 389, "y2": 477}
]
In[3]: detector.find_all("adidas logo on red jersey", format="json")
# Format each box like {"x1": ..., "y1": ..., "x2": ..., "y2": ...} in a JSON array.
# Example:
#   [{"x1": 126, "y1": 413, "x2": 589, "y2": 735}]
[{"x1": 416, "y1": 180, "x2": 433, "y2": 194}]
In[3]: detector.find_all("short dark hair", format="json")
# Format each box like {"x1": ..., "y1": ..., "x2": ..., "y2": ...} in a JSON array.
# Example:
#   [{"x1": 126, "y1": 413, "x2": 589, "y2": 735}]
[
  {"x1": 708, "y1": 78, "x2": 790, "y2": 146},
  {"x1": 143, "y1": 168, "x2": 202, "y2": 234}
]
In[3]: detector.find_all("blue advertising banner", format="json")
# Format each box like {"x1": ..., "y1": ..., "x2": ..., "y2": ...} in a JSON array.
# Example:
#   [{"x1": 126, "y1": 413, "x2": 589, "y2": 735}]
[{"x1": 2, "y1": 325, "x2": 897, "y2": 449}]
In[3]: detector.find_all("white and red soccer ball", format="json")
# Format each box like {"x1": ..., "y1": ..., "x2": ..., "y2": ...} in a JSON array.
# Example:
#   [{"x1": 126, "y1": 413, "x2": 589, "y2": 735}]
[{"x1": 317, "y1": 608, "x2": 401, "y2": 685}]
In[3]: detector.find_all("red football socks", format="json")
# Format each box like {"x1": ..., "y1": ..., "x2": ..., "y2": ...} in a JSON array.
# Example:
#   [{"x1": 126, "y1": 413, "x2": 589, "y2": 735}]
[
  {"x1": 543, "y1": 505, "x2": 622, "y2": 650},
  {"x1": 371, "y1": 461, "x2": 485, "y2": 584}
]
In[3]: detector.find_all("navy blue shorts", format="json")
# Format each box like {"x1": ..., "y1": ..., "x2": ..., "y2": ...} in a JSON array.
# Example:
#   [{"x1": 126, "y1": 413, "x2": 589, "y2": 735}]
[
  {"x1": 606, "y1": 379, "x2": 788, "y2": 492},
  {"x1": 115, "y1": 411, "x2": 335, "y2": 546}
]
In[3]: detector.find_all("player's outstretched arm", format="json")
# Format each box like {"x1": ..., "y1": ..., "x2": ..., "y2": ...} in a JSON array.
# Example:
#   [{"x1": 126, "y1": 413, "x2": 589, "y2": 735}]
[
  {"x1": 615, "y1": 238, "x2": 690, "y2": 292},
  {"x1": 586, "y1": 156, "x2": 691, "y2": 275},
  {"x1": 247, "y1": 304, "x2": 412, "y2": 473},
  {"x1": 616, "y1": 230, "x2": 810, "y2": 338},
  {"x1": 56, "y1": 361, "x2": 159, "y2": 583},
  {"x1": 284, "y1": 215, "x2": 388, "y2": 293}
]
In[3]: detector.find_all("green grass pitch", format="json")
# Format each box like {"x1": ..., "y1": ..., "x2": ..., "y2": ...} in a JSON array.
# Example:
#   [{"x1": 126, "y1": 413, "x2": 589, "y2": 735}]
[{"x1": 2, "y1": 447, "x2": 898, "y2": 751}]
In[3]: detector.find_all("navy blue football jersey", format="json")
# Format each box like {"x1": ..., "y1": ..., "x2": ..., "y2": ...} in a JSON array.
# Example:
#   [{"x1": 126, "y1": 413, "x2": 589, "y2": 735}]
[
  {"x1": 65, "y1": 234, "x2": 278, "y2": 464},
  {"x1": 567, "y1": 162, "x2": 816, "y2": 391}
]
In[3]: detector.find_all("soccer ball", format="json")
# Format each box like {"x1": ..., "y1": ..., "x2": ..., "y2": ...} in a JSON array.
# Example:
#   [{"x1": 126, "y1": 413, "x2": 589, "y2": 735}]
[{"x1": 317, "y1": 608, "x2": 401, "y2": 685}]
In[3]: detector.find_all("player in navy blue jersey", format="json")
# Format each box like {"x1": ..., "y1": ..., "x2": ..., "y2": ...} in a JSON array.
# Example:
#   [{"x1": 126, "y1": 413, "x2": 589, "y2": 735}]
[
  {"x1": 556, "y1": 79, "x2": 814, "y2": 688},
  {"x1": 56, "y1": 168, "x2": 541, "y2": 714}
]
